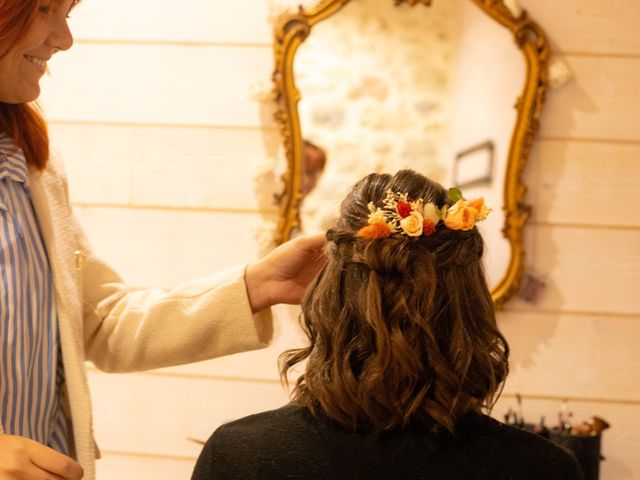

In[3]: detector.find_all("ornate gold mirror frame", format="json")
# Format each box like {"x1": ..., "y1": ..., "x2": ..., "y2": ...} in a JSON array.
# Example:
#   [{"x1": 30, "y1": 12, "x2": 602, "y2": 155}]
[{"x1": 271, "y1": 0, "x2": 549, "y2": 307}]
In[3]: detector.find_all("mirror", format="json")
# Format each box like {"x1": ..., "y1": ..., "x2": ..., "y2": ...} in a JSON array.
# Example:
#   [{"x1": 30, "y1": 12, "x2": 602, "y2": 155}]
[{"x1": 272, "y1": 0, "x2": 549, "y2": 307}]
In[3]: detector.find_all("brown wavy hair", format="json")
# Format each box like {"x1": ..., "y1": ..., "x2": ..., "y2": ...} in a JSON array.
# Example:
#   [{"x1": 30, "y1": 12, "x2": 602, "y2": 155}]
[
  {"x1": 0, "y1": 0, "x2": 80, "y2": 169},
  {"x1": 280, "y1": 169, "x2": 509, "y2": 434}
]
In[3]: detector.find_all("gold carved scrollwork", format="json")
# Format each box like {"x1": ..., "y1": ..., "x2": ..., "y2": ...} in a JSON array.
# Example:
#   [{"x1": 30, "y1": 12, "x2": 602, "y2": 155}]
[{"x1": 271, "y1": 0, "x2": 549, "y2": 307}]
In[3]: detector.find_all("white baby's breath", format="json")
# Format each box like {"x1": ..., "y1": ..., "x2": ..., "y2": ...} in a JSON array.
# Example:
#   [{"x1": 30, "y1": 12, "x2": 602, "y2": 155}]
[{"x1": 422, "y1": 202, "x2": 441, "y2": 225}]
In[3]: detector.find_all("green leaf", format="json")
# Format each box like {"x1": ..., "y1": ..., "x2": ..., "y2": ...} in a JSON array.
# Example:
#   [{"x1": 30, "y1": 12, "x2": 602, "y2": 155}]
[{"x1": 447, "y1": 187, "x2": 463, "y2": 203}]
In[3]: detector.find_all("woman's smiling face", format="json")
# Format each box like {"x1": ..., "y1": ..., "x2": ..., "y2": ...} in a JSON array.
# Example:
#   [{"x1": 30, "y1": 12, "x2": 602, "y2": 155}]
[{"x1": 0, "y1": 0, "x2": 75, "y2": 104}]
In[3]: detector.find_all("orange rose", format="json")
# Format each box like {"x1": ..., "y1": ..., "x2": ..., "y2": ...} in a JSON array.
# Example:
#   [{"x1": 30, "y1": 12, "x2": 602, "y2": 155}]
[
  {"x1": 469, "y1": 197, "x2": 484, "y2": 211},
  {"x1": 469, "y1": 197, "x2": 491, "y2": 221},
  {"x1": 444, "y1": 200, "x2": 476, "y2": 231},
  {"x1": 400, "y1": 211, "x2": 424, "y2": 236}
]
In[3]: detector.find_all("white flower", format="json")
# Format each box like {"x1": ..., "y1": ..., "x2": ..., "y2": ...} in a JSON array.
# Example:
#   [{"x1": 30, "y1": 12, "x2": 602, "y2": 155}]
[
  {"x1": 400, "y1": 211, "x2": 424, "y2": 236},
  {"x1": 422, "y1": 202, "x2": 441, "y2": 225}
]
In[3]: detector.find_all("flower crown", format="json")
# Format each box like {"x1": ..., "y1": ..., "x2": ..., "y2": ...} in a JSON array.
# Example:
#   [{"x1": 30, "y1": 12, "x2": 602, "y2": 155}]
[{"x1": 356, "y1": 187, "x2": 491, "y2": 239}]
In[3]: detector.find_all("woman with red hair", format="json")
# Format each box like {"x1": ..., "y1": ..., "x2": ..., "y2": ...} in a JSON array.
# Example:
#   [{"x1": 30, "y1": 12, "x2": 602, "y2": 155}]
[{"x1": 0, "y1": 1, "x2": 325, "y2": 478}]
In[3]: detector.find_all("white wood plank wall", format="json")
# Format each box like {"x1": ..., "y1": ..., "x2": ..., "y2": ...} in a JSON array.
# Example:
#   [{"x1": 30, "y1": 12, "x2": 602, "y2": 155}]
[
  {"x1": 36, "y1": 0, "x2": 639, "y2": 478},
  {"x1": 498, "y1": 1, "x2": 640, "y2": 478}
]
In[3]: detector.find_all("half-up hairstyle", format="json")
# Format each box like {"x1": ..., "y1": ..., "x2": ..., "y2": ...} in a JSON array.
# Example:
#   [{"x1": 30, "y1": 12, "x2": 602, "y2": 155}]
[{"x1": 280, "y1": 169, "x2": 509, "y2": 434}]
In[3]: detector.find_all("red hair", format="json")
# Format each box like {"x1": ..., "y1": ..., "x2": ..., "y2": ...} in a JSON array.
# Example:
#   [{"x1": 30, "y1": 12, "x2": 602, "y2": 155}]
[{"x1": 0, "y1": 0, "x2": 51, "y2": 169}]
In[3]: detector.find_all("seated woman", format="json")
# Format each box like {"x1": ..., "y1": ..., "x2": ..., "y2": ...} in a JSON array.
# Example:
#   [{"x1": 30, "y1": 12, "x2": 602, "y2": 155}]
[{"x1": 192, "y1": 170, "x2": 583, "y2": 480}]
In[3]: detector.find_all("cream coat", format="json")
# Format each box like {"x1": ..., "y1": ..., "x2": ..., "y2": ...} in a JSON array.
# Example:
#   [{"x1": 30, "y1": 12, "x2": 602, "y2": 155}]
[{"x1": 0, "y1": 156, "x2": 272, "y2": 479}]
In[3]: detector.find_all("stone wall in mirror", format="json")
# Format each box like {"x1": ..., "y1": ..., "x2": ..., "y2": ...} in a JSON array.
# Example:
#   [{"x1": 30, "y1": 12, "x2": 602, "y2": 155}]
[{"x1": 272, "y1": 0, "x2": 550, "y2": 306}]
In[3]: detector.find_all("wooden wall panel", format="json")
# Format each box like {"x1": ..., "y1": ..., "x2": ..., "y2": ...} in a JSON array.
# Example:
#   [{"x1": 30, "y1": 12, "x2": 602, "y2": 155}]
[
  {"x1": 123, "y1": 307, "x2": 640, "y2": 409},
  {"x1": 71, "y1": 1, "x2": 640, "y2": 54},
  {"x1": 87, "y1": 371, "x2": 289, "y2": 458},
  {"x1": 515, "y1": 225, "x2": 640, "y2": 315},
  {"x1": 520, "y1": 0, "x2": 640, "y2": 55},
  {"x1": 497, "y1": 311, "x2": 640, "y2": 402},
  {"x1": 539, "y1": 56, "x2": 640, "y2": 141},
  {"x1": 70, "y1": 0, "x2": 273, "y2": 45},
  {"x1": 50, "y1": 125, "x2": 133, "y2": 206},
  {"x1": 148, "y1": 308, "x2": 640, "y2": 404},
  {"x1": 68, "y1": 159, "x2": 640, "y2": 317},
  {"x1": 74, "y1": 207, "x2": 273, "y2": 287},
  {"x1": 527, "y1": 140, "x2": 640, "y2": 228},
  {"x1": 49, "y1": 123, "x2": 281, "y2": 211},
  {"x1": 39, "y1": 44, "x2": 274, "y2": 127}
]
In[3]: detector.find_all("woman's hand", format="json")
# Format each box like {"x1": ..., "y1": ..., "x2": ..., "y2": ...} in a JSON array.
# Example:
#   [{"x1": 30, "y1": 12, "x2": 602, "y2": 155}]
[
  {"x1": 0, "y1": 435, "x2": 84, "y2": 480},
  {"x1": 245, "y1": 234, "x2": 327, "y2": 313}
]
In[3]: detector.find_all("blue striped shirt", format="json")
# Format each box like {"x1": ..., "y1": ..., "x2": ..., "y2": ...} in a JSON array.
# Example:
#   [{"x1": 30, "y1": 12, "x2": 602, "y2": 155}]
[{"x1": 0, "y1": 133, "x2": 71, "y2": 455}]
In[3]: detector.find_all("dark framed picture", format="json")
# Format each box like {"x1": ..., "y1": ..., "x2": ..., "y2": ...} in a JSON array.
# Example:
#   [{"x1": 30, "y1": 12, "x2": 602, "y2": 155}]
[{"x1": 453, "y1": 140, "x2": 494, "y2": 189}]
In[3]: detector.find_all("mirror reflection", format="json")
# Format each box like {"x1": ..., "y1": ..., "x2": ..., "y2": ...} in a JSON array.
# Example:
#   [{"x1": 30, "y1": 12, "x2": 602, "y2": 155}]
[{"x1": 293, "y1": 0, "x2": 525, "y2": 289}]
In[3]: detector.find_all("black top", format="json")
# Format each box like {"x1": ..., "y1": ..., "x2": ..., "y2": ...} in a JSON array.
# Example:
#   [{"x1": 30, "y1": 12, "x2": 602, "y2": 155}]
[{"x1": 192, "y1": 403, "x2": 583, "y2": 480}]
